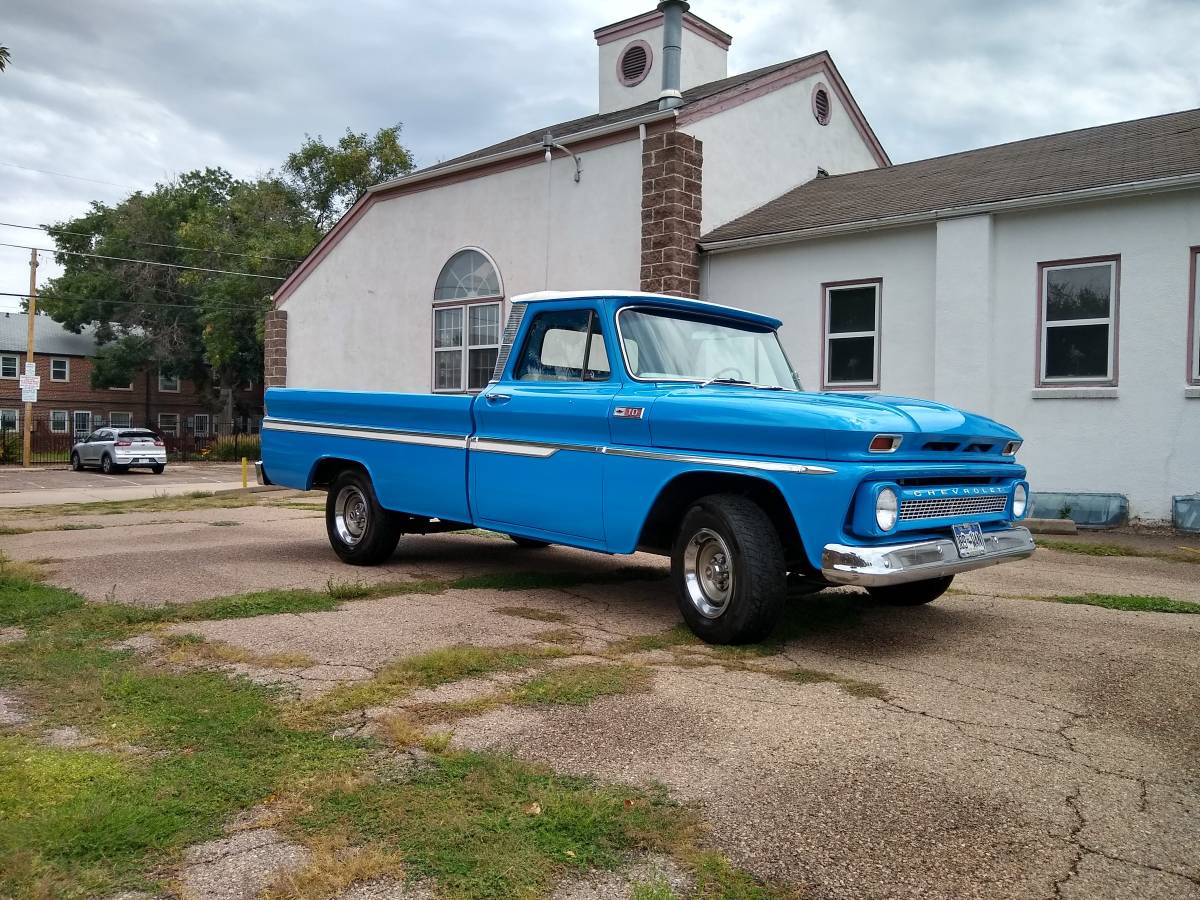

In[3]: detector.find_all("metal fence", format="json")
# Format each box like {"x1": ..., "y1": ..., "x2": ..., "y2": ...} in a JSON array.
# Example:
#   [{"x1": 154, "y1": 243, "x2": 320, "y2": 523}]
[{"x1": 0, "y1": 413, "x2": 260, "y2": 465}]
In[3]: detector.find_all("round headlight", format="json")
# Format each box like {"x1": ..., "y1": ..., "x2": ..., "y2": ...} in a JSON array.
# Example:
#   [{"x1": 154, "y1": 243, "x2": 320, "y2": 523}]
[
  {"x1": 875, "y1": 487, "x2": 899, "y2": 531},
  {"x1": 1013, "y1": 483, "x2": 1028, "y2": 518}
]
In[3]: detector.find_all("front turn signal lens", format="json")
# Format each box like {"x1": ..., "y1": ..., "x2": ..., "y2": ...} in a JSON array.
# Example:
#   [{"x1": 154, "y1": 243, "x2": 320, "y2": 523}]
[
  {"x1": 869, "y1": 434, "x2": 903, "y2": 453},
  {"x1": 1002, "y1": 440, "x2": 1023, "y2": 456}
]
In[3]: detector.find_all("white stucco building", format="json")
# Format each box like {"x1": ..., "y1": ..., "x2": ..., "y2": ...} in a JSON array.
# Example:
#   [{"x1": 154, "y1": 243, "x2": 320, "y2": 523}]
[{"x1": 268, "y1": 3, "x2": 1200, "y2": 525}]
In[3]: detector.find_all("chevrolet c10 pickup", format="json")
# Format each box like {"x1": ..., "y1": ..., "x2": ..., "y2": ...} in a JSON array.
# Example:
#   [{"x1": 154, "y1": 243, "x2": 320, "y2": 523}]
[{"x1": 259, "y1": 290, "x2": 1035, "y2": 644}]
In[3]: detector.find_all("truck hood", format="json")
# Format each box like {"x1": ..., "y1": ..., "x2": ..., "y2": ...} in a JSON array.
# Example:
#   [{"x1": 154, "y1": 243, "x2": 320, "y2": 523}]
[{"x1": 646, "y1": 388, "x2": 1022, "y2": 463}]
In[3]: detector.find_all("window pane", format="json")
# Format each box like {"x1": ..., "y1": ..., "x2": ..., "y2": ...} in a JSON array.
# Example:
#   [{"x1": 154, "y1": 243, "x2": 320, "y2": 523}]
[
  {"x1": 468, "y1": 348, "x2": 499, "y2": 390},
  {"x1": 828, "y1": 336, "x2": 876, "y2": 384},
  {"x1": 51, "y1": 411, "x2": 68, "y2": 432},
  {"x1": 1045, "y1": 323, "x2": 1109, "y2": 378},
  {"x1": 434, "y1": 308, "x2": 463, "y2": 349},
  {"x1": 828, "y1": 286, "x2": 877, "y2": 334},
  {"x1": 468, "y1": 304, "x2": 500, "y2": 346},
  {"x1": 0, "y1": 410, "x2": 16, "y2": 430},
  {"x1": 1, "y1": 357, "x2": 15, "y2": 378},
  {"x1": 434, "y1": 250, "x2": 501, "y2": 301},
  {"x1": 434, "y1": 349, "x2": 462, "y2": 390},
  {"x1": 515, "y1": 310, "x2": 591, "y2": 381},
  {"x1": 1046, "y1": 265, "x2": 1112, "y2": 321}
]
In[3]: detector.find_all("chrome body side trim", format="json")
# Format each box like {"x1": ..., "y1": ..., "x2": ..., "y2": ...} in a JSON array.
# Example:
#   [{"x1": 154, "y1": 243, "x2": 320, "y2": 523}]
[
  {"x1": 262, "y1": 417, "x2": 468, "y2": 449},
  {"x1": 264, "y1": 416, "x2": 836, "y2": 475},
  {"x1": 821, "y1": 526, "x2": 1035, "y2": 587}
]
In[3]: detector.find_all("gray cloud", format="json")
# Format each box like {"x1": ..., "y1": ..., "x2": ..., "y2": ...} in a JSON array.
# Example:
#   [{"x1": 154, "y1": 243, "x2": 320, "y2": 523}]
[{"x1": 2, "y1": 0, "x2": 1197, "y2": 307}]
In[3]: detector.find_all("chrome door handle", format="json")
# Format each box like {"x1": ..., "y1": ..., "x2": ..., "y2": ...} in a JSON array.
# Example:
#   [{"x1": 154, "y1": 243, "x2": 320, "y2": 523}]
[{"x1": 485, "y1": 393, "x2": 511, "y2": 403}]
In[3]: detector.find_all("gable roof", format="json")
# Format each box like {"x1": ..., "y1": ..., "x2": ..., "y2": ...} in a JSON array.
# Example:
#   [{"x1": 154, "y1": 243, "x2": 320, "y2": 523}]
[
  {"x1": 0, "y1": 313, "x2": 98, "y2": 357},
  {"x1": 702, "y1": 107, "x2": 1200, "y2": 248}
]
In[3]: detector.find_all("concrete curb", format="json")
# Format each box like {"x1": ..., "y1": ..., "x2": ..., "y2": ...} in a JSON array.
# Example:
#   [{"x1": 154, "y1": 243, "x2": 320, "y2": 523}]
[{"x1": 1026, "y1": 518, "x2": 1078, "y2": 535}]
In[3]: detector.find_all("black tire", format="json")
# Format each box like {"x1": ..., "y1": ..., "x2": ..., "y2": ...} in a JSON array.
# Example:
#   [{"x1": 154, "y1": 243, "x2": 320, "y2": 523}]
[
  {"x1": 70, "y1": 452, "x2": 83, "y2": 472},
  {"x1": 100, "y1": 454, "x2": 125, "y2": 475},
  {"x1": 867, "y1": 575, "x2": 954, "y2": 606},
  {"x1": 510, "y1": 536, "x2": 551, "y2": 549},
  {"x1": 151, "y1": 463, "x2": 165, "y2": 475},
  {"x1": 670, "y1": 493, "x2": 787, "y2": 645},
  {"x1": 325, "y1": 468, "x2": 402, "y2": 565}
]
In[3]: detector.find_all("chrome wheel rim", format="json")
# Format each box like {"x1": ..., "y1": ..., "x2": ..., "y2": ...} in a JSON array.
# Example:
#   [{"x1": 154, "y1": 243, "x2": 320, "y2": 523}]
[
  {"x1": 682, "y1": 528, "x2": 734, "y2": 618},
  {"x1": 334, "y1": 485, "x2": 369, "y2": 546}
]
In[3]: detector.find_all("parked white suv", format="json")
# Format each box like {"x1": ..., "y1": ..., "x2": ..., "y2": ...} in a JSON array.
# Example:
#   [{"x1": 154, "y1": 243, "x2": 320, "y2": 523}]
[{"x1": 70, "y1": 428, "x2": 166, "y2": 475}]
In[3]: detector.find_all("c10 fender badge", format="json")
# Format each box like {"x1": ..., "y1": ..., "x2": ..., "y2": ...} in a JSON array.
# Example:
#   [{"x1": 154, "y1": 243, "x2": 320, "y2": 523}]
[{"x1": 613, "y1": 406, "x2": 644, "y2": 419}]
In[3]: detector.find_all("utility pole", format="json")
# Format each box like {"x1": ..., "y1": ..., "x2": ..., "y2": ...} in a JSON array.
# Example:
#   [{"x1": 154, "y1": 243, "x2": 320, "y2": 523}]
[{"x1": 23, "y1": 248, "x2": 37, "y2": 468}]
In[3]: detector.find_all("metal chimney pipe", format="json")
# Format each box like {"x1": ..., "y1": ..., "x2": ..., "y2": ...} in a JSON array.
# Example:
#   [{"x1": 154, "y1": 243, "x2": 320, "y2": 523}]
[{"x1": 657, "y1": 0, "x2": 688, "y2": 110}]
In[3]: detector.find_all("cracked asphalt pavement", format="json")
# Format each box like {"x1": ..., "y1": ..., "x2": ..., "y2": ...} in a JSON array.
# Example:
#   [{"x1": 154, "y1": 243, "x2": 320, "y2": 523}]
[{"x1": 3, "y1": 501, "x2": 1198, "y2": 899}]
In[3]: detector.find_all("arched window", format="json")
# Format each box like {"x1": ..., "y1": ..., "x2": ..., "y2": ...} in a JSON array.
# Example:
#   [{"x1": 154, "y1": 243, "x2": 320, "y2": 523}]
[{"x1": 432, "y1": 249, "x2": 503, "y2": 392}]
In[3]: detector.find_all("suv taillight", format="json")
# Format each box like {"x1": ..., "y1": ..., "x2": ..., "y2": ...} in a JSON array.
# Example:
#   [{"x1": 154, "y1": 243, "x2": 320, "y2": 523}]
[
  {"x1": 115, "y1": 439, "x2": 131, "y2": 447},
  {"x1": 154, "y1": 439, "x2": 164, "y2": 447}
]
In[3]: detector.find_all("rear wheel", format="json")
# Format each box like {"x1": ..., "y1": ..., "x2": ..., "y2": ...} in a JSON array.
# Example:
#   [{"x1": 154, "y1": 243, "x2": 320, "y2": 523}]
[
  {"x1": 325, "y1": 469, "x2": 402, "y2": 565},
  {"x1": 510, "y1": 536, "x2": 550, "y2": 549},
  {"x1": 100, "y1": 454, "x2": 126, "y2": 475},
  {"x1": 151, "y1": 463, "x2": 165, "y2": 475},
  {"x1": 867, "y1": 575, "x2": 954, "y2": 606},
  {"x1": 70, "y1": 452, "x2": 83, "y2": 472},
  {"x1": 671, "y1": 493, "x2": 787, "y2": 645}
]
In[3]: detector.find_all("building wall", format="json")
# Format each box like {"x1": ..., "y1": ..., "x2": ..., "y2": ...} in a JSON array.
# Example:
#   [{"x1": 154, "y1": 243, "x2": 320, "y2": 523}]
[
  {"x1": 598, "y1": 25, "x2": 728, "y2": 115},
  {"x1": 281, "y1": 137, "x2": 645, "y2": 392},
  {"x1": 704, "y1": 188, "x2": 1200, "y2": 521},
  {"x1": 684, "y1": 71, "x2": 883, "y2": 232}
]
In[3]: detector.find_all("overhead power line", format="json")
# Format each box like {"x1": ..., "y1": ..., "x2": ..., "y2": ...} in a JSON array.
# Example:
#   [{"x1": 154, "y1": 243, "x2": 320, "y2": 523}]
[
  {"x1": 0, "y1": 160, "x2": 138, "y2": 190},
  {"x1": 0, "y1": 221, "x2": 304, "y2": 264},
  {"x1": 0, "y1": 241, "x2": 285, "y2": 280},
  {"x1": 0, "y1": 290, "x2": 269, "y2": 314}
]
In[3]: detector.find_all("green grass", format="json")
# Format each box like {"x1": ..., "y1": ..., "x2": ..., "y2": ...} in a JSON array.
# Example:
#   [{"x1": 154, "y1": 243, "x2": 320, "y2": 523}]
[
  {"x1": 607, "y1": 624, "x2": 701, "y2": 655},
  {"x1": 512, "y1": 663, "x2": 652, "y2": 706},
  {"x1": 1039, "y1": 538, "x2": 1200, "y2": 564},
  {"x1": 287, "y1": 750, "x2": 687, "y2": 900},
  {"x1": 493, "y1": 605, "x2": 574, "y2": 624},
  {"x1": 3, "y1": 491, "x2": 258, "y2": 519},
  {"x1": 1039, "y1": 593, "x2": 1200, "y2": 614}
]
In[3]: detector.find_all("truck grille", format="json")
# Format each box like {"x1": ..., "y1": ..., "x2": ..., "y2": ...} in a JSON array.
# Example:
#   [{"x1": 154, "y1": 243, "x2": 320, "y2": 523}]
[{"x1": 898, "y1": 495, "x2": 1008, "y2": 521}]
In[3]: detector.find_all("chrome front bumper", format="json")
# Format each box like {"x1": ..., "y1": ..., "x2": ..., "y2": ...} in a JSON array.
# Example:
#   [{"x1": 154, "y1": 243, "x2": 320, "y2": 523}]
[
  {"x1": 254, "y1": 460, "x2": 270, "y2": 486},
  {"x1": 821, "y1": 526, "x2": 1035, "y2": 587}
]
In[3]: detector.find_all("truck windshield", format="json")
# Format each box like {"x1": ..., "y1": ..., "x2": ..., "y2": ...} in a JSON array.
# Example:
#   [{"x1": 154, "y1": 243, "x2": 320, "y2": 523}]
[{"x1": 618, "y1": 307, "x2": 800, "y2": 390}]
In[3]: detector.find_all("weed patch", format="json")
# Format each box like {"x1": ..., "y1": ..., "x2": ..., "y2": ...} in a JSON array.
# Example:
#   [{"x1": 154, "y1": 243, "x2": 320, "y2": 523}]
[
  {"x1": 1038, "y1": 593, "x2": 1199, "y2": 614},
  {"x1": 162, "y1": 633, "x2": 315, "y2": 670},
  {"x1": 534, "y1": 627, "x2": 585, "y2": 645},
  {"x1": 513, "y1": 663, "x2": 652, "y2": 706},
  {"x1": 494, "y1": 605, "x2": 574, "y2": 623},
  {"x1": 607, "y1": 625, "x2": 700, "y2": 655},
  {"x1": 261, "y1": 836, "x2": 404, "y2": 900},
  {"x1": 1039, "y1": 539, "x2": 1200, "y2": 565},
  {"x1": 6, "y1": 492, "x2": 258, "y2": 519}
]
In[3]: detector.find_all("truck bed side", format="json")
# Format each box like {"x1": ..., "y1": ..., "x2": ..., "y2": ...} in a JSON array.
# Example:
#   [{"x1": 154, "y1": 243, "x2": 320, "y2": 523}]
[{"x1": 261, "y1": 388, "x2": 475, "y2": 523}]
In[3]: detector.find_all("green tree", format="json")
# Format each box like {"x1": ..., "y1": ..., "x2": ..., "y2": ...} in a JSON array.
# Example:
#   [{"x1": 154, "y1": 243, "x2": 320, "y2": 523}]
[
  {"x1": 37, "y1": 126, "x2": 413, "y2": 424},
  {"x1": 0, "y1": 46, "x2": 10, "y2": 72},
  {"x1": 283, "y1": 124, "x2": 414, "y2": 228}
]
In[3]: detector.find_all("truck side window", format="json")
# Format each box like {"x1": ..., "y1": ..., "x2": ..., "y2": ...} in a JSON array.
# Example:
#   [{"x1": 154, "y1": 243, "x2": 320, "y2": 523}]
[{"x1": 514, "y1": 310, "x2": 610, "y2": 382}]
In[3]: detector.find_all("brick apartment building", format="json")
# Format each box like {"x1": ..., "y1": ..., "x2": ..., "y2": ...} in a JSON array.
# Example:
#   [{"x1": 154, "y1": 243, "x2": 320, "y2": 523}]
[{"x1": 0, "y1": 312, "x2": 261, "y2": 440}]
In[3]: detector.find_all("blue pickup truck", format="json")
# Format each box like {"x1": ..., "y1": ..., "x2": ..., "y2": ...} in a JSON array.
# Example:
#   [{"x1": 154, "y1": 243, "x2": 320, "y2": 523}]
[{"x1": 259, "y1": 290, "x2": 1034, "y2": 644}]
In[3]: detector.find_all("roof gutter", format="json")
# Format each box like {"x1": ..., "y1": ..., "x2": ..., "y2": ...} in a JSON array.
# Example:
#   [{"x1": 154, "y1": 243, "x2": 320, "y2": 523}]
[
  {"x1": 369, "y1": 109, "x2": 678, "y2": 197},
  {"x1": 699, "y1": 170, "x2": 1200, "y2": 254}
]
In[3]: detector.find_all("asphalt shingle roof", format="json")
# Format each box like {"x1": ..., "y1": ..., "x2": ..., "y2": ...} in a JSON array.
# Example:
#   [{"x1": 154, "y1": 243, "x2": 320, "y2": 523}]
[
  {"x1": 701, "y1": 107, "x2": 1200, "y2": 245},
  {"x1": 420, "y1": 55, "x2": 817, "y2": 173},
  {"x1": 0, "y1": 313, "x2": 98, "y2": 357}
]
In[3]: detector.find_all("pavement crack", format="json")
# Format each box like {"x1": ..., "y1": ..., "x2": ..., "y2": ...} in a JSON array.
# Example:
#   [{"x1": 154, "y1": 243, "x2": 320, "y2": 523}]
[{"x1": 1051, "y1": 789, "x2": 1085, "y2": 899}]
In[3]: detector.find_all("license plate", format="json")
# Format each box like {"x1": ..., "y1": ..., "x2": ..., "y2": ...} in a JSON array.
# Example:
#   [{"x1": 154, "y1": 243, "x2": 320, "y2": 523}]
[{"x1": 952, "y1": 522, "x2": 987, "y2": 558}]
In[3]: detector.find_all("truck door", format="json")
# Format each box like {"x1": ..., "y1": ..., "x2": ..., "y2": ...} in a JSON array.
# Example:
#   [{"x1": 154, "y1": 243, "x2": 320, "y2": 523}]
[{"x1": 471, "y1": 306, "x2": 616, "y2": 543}]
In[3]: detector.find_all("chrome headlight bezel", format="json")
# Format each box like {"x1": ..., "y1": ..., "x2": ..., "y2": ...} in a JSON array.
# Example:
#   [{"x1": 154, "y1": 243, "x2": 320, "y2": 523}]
[{"x1": 1012, "y1": 482, "x2": 1029, "y2": 519}]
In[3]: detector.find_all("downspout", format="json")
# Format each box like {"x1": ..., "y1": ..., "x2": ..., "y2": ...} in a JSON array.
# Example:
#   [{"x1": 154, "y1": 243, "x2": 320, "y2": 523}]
[{"x1": 657, "y1": 0, "x2": 688, "y2": 110}]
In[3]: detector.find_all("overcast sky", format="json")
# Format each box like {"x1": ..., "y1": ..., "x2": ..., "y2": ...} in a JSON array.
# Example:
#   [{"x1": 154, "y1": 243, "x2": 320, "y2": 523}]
[{"x1": 1, "y1": 0, "x2": 1197, "y2": 310}]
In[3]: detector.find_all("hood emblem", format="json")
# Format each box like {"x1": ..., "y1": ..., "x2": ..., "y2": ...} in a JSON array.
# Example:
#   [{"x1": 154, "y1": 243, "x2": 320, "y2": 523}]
[{"x1": 613, "y1": 406, "x2": 644, "y2": 419}]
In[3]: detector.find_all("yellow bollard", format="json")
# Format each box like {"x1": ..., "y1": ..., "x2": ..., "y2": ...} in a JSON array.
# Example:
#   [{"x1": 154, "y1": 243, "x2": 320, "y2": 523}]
[{"x1": 241, "y1": 456, "x2": 248, "y2": 489}]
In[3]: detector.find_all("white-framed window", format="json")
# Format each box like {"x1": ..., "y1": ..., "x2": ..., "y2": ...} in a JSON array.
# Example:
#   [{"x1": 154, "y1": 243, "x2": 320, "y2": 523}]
[
  {"x1": 0, "y1": 409, "x2": 18, "y2": 431},
  {"x1": 158, "y1": 372, "x2": 180, "y2": 392},
  {"x1": 73, "y1": 411, "x2": 92, "y2": 435},
  {"x1": 50, "y1": 410, "x2": 69, "y2": 433},
  {"x1": 50, "y1": 358, "x2": 69, "y2": 382},
  {"x1": 1038, "y1": 257, "x2": 1119, "y2": 385},
  {"x1": 193, "y1": 413, "x2": 210, "y2": 436},
  {"x1": 157, "y1": 413, "x2": 179, "y2": 436},
  {"x1": 432, "y1": 248, "x2": 504, "y2": 393},
  {"x1": 822, "y1": 280, "x2": 881, "y2": 389},
  {"x1": 109, "y1": 412, "x2": 133, "y2": 428},
  {"x1": 1189, "y1": 246, "x2": 1200, "y2": 385},
  {"x1": 0, "y1": 355, "x2": 17, "y2": 379}
]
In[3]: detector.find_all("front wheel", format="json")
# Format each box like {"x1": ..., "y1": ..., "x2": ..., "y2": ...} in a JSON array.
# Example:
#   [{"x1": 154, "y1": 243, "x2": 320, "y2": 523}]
[
  {"x1": 70, "y1": 452, "x2": 83, "y2": 472},
  {"x1": 325, "y1": 469, "x2": 402, "y2": 565},
  {"x1": 867, "y1": 575, "x2": 954, "y2": 606},
  {"x1": 671, "y1": 494, "x2": 787, "y2": 645}
]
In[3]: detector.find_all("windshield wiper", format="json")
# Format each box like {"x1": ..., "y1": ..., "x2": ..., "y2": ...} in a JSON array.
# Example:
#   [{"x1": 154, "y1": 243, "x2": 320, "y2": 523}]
[{"x1": 698, "y1": 377, "x2": 787, "y2": 391}]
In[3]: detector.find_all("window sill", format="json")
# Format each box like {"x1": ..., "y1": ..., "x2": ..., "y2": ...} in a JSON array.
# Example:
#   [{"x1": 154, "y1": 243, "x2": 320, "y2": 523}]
[
  {"x1": 1185, "y1": 386, "x2": 1200, "y2": 399},
  {"x1": 1030, "y1": 387, "x2": 1118, "y2": 400}
]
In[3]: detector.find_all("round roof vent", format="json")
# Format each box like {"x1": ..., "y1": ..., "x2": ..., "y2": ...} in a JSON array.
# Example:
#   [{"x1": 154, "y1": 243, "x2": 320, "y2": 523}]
[
  {"x1": 812, "y1": 84, "x2": 832, "y2": 125},
  {"x1": 618, "y1": 40, "x2": 652, "y2": 86}
]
